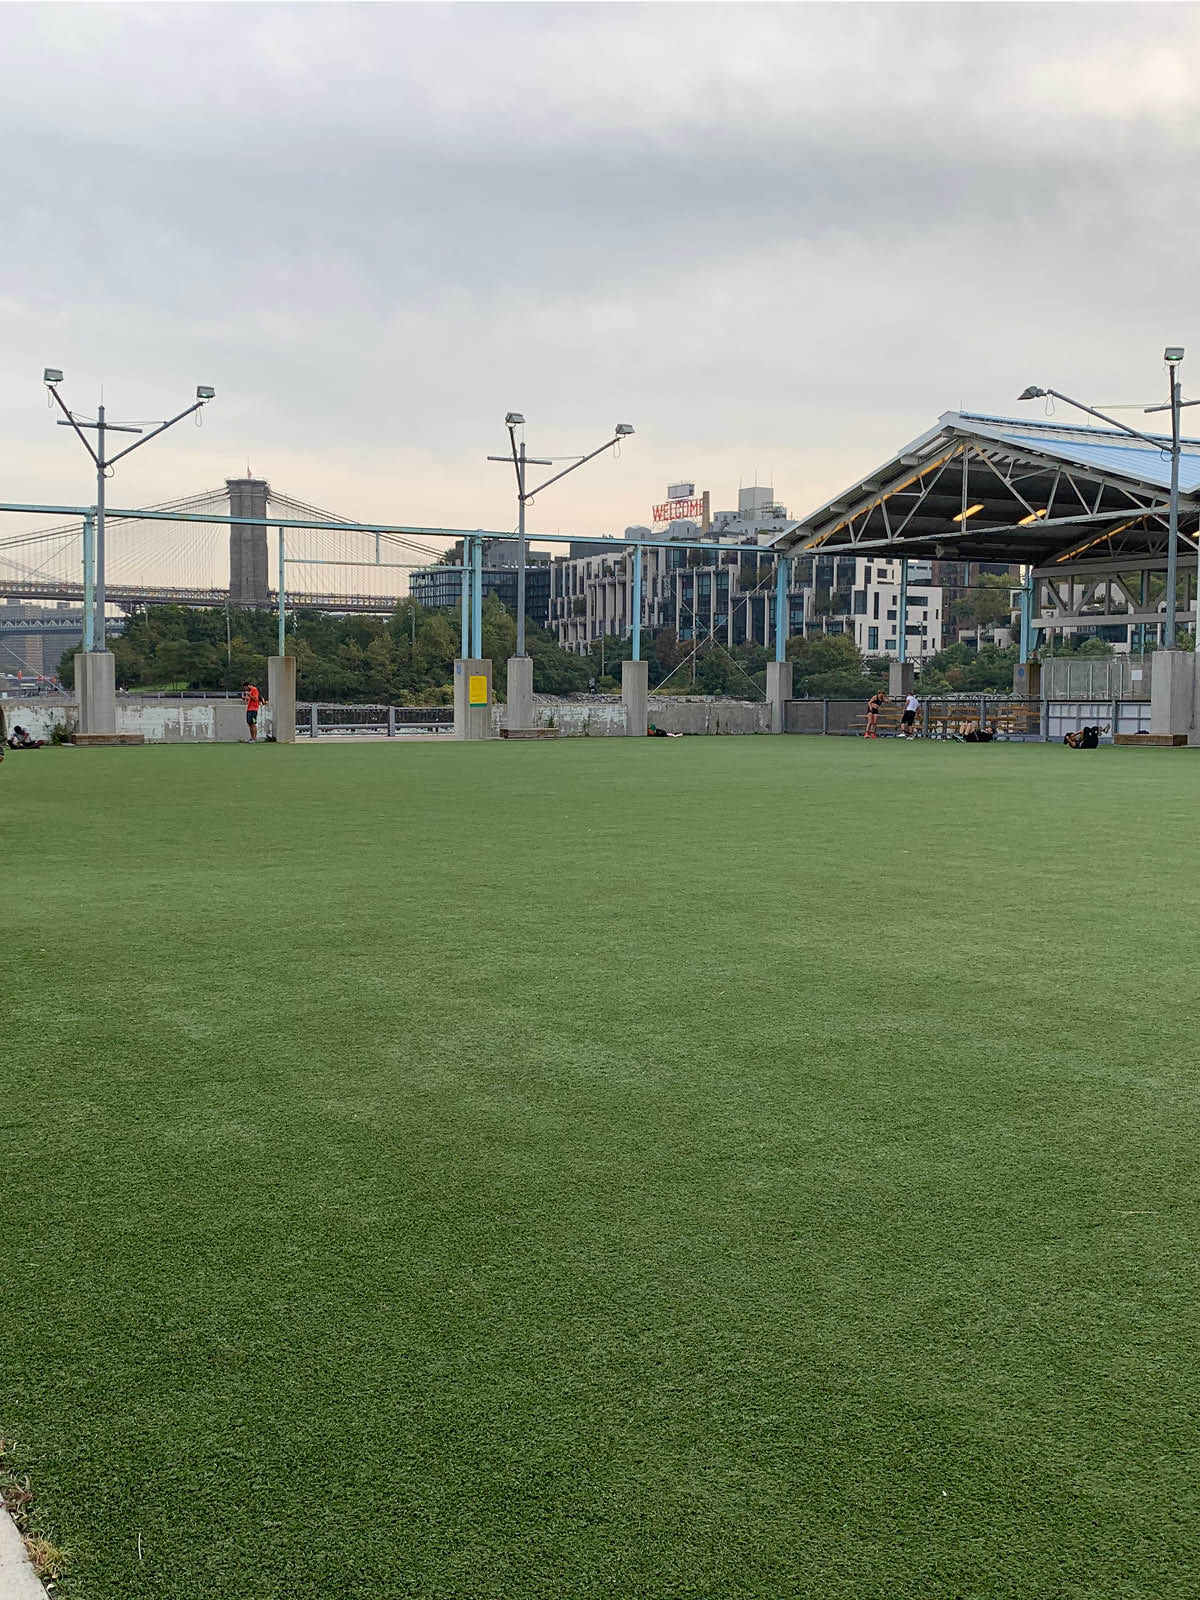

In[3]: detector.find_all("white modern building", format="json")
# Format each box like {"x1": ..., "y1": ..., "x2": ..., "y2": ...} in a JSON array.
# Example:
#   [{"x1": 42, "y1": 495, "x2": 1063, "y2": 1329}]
[{"x1": 850, "y1": 558, "x2": 944, "y2": 662}]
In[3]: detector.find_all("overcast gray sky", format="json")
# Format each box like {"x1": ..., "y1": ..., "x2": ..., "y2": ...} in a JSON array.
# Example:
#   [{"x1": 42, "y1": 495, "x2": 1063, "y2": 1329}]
[{"x1": 4, "y1": 0, "x2": 1200, "y2": 548}]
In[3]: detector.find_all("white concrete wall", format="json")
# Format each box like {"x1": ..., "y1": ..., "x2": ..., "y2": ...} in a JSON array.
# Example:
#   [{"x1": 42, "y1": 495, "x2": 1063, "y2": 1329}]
[
  {"x1": 0, "y1": 697, "x2": 76, "y2": 742},
  {"x1": 115, "y1": 698, "x2": 275, "y2": 742},
  {"x1": 1, "y1": 696, "x2": 274, "y2": 743},
  {"x1": 494, "y1": 694, "x2": 769, "y2": 736}
]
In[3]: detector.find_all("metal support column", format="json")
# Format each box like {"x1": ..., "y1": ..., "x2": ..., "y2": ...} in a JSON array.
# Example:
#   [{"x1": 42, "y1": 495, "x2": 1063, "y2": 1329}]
[
  {"x1": 632, "y1": 545, "x2": 643, "y2": 661},
  {"x1": 94, "y1": 405, "x2": 107, "y2": 650},
  {"x1": 460, "y1": 541, "x2": 471, "y2": 658},
  {"x1": 774, "y1": 556, "x2": 790, "y2": 662},
  {"x1": 277, "y1": 528, "x2": 287, "y2": 657},
  {"x1": 82, "y1": 513, "x2": 96, "y2": 651},
  {"x1": 1019, "y1": 568, "x2": 1033, "y2": 664},
  {"x1": 471, "y1": 533, "x2": 483, "y2": 658},
  {"x1": 897, "y1": 559, "x2": 908, "y2": 664}
]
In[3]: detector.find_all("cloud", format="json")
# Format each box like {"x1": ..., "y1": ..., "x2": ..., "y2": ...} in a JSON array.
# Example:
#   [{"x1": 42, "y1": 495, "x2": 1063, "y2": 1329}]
[{"x1": 2, "y1": 0, "x2": 1199, "y2": 550}]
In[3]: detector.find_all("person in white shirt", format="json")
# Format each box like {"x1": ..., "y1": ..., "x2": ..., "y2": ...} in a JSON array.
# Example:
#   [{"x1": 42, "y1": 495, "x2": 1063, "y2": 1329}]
[{"x1": 899, "y1": 691, "x2": 920, "y2": 739}]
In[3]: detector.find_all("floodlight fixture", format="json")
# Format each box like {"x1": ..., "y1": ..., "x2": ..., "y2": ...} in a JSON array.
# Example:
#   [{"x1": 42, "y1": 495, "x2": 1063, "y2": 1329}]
[
  {"x1": 1023, "y1": 346, "x2": 1191, "y2": 648},
  {"x1": 489, "y1": 410, "x2": 634, "y2": 665},
  {"x1": 47, "y1": 371, "x2": 216, "y2": 654}
]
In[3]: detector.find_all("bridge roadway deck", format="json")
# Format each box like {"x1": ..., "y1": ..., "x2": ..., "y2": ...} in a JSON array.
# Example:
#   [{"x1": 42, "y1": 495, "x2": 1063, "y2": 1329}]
[{"x1": 0, "y1": 579, "x2": 403, "y2": 614}]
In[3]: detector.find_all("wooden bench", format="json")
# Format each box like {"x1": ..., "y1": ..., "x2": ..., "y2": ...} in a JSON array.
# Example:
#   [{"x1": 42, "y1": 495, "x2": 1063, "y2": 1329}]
[
  {"x1": 1114, "y1": 733, "x2": 1188, "y2": 748},
  {"x1": 926, "y1": 704, "x2": 984, "y2": 740},
  {"x1": 987, "y1": 702, "x2": 1041, "y2": 739},
  {"x1": 71, "y1": 732, "x2": 145, "y2": 746},
  {"x1": 853, "y1": 708, "x2": 904, "y2": 737},
  {"x1": 500, "y1": 727, "x2": 559, "y2": 739}
]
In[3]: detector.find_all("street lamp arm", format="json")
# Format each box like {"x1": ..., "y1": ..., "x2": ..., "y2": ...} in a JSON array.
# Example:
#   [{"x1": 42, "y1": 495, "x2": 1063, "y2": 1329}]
[
  {"x1": 105, "y1": 398, "x2": 208, "y2": 467},
  {"x1": 525, "y1": 435, "x2": 622, "y2": 500},
  {"x1": 1037, "y1": 387, "x2": 1173, "y2": 452},
  {"x1": 505, "y1": 424, "x2": 523, "y2": 496},
  {"x1": 46, "y1": 383, "x2": 99, "y2": 467}
]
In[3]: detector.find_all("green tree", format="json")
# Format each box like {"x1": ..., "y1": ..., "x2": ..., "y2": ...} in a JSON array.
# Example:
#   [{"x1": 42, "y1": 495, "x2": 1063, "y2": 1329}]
[{"x1": 786, "y1": 632, "x2": 880, "y2": 696}]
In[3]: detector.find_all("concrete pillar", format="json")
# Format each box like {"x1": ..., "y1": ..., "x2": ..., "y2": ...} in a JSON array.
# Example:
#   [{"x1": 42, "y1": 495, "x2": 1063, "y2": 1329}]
[
  {"x1": 766, "y1": 660, "x2": 792, "y2": 734},
  {"x1": 888, "y1": 660, "x2": 915, "y2": 698},
  {"x1": 454, "y1": 658, "x2": 493, "y2": 741},
  {"x1": 1012, "y1": 660, "x2": 1042, "y2": 697},
  {"x1": 226, "y1": 478, "x2": 271, "y2": 608},
  {"x1": 1150, "y1": 649, "x2": 1196, "y2": 738},
  {"x1": 622, "y1": 658, "x2": 649, "y2": 737},
  {"x1": 268, "y1": 654, "x2": 297, "y2": 744},
  {"x1": 76, "y1": 650, "x2": 116, "y2": 734},
  {"x1": 506, "y1": 655, "x2": 534, "y2": 734}
]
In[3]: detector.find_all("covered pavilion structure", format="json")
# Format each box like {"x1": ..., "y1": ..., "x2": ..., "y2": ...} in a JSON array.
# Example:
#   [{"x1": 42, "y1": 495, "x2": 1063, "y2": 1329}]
[{"x1": 773, "y1": 410, "x2": 1200, "y2": 735}]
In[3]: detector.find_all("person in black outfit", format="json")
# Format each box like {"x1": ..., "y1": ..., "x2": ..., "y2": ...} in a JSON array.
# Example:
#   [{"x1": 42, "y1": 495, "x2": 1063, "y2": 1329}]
[{"x1": 1064, "y1": 725, "x2": 1106, "y2": 748}]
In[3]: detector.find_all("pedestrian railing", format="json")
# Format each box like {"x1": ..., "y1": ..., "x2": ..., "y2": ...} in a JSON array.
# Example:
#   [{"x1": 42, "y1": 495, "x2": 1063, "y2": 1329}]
[
  {"x1": 783, "y1": 695, "x2": 1148, "y2": 741},
  {"x1": 296, "y1": 703, "x2": 454, "y2": 737}
]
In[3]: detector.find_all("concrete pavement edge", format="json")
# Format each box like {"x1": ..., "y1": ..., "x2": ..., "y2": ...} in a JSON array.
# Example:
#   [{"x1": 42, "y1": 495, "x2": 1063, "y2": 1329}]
[{"x1": 0, "y1": 1506, "x2": 50, "y2": 1600}]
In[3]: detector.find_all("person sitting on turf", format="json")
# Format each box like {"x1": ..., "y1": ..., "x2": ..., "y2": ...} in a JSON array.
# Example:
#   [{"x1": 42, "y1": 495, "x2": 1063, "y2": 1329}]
[{"x1": 7, "y1": 725, "x2": 44, "y2": 749}]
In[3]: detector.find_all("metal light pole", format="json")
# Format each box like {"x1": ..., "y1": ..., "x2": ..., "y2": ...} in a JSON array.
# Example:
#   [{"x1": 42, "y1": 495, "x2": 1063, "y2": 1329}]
[
  {"x1": 1020, "y1": 347, "x2": 1197, "y2": 651},
  {"x1": 489, "y1": 415, "x2": 634, "y2": 656},
  {"x1": 1146, "y1": 349, "x2": 1191, "y2": 649},
  {"x1": 43, "y1": 370, "x2": 214, "y2": 650},
  {"x1": 515, "y1": 439, "x2": 528, "y2": 652},
  {"x1": 1166, "y1": 354, "x2": 1182, "y2": 648}
]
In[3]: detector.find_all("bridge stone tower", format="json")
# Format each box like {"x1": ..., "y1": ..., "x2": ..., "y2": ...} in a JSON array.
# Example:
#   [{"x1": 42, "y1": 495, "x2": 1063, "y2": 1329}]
[{"x1": 226, "y1": 478, "x2": 271, "y2": 608}]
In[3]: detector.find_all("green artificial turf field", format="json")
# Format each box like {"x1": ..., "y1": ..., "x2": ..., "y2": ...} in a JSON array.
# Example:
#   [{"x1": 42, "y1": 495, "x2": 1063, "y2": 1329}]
[{"x1": 4, "y1": 738, "x2": 1200, "y2": 1599}]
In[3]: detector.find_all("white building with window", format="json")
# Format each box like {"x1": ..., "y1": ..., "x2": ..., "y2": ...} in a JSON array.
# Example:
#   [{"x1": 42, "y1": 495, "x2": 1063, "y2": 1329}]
[{"x1": 850, "y1": 558, "x2": 944, "y2": 662}]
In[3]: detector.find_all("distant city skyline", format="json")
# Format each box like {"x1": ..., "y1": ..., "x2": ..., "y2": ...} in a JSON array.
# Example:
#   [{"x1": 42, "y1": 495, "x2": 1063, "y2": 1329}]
[{"x1": 3, "y1": 3, "x2": 1198, "y2": 548}]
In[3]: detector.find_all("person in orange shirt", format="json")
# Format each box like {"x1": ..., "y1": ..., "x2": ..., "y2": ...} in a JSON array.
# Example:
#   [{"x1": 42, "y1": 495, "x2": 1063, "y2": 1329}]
[{"x1": 242, "y1": 681, "x2": 262, "y2": 742}]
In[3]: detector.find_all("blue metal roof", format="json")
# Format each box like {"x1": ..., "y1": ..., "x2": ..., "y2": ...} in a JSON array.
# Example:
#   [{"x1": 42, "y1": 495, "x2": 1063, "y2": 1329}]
[
  {"x1": 956, "y1": 413, "x2": 1200, "y2": 496},
  {"x1": 989, "y1": 430, "x2": 1200, "y2": 494}
]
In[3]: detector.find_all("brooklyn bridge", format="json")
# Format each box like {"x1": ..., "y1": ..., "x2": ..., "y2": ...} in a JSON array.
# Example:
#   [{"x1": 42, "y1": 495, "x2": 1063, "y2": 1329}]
[{"x1": 0, "y1": 477, "x2": 447, "y2": 616}]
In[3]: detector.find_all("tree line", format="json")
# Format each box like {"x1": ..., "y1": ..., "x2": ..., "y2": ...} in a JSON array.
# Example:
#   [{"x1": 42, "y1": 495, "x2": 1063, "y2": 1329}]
[{"x1": 57, "y1": 596, "x2": 1116, "y2": 704}]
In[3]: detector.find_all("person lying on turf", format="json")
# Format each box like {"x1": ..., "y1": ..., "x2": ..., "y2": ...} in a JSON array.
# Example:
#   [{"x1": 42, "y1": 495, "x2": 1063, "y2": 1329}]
[
  {"x1": 953, "y1": 720, "x2": 995, "y2": 744},
  {"x1": 648, "y1": 723, "x2": 682, "y2": 737},
  {"x1": 1063, "y1": 724, "x2": 1108, "y2": 749}
]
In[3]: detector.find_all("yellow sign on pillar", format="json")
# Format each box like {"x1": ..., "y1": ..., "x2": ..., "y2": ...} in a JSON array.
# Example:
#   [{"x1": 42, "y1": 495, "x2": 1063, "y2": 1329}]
[{"x1": 468, "y1": 674, "x2": 488, "y2": 706}]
